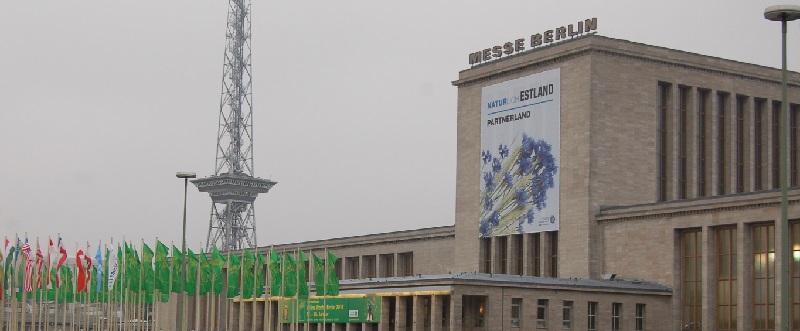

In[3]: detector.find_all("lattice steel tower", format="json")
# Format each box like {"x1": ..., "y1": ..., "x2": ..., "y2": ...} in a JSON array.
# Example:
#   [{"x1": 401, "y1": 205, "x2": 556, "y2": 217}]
[{"x1": 192, "y1": 0, "x2": 276, "y2": 252}]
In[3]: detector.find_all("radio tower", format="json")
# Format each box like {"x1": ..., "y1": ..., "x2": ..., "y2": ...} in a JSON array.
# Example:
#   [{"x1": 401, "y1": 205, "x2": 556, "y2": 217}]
[{"x1": 192, "y1": 0, "x2": 276, "y2": 252}]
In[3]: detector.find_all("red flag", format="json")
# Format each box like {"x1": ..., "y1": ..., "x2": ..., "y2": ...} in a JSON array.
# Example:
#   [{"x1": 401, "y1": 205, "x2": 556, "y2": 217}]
[
  {"x1": 55, "y1": 243, "x2": 67, "y2": 288},
  {"x1": 83, "y1": 253, "x2": 92, "y2": 291},
  {"x1": 46, "y1": 238, "x2": 55, "y2": 288},
  {"x1": 34, "y1": 243, "x2": 44, "y2": 289},
  {"x1": 21, "y1": 239, "x2": 32, "y2": 292},
  {"x1": 76, "y1": 249, "x2": 85, "y2": 293}
]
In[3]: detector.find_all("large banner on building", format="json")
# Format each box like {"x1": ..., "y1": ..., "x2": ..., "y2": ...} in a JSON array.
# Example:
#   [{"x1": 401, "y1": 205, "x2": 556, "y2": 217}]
[
  {"x1": 279, "y1": 296, "x2": 381, "y2": 324},
  {"x1": 480, "y1": 68, "x2": 560, "y2": 237}
]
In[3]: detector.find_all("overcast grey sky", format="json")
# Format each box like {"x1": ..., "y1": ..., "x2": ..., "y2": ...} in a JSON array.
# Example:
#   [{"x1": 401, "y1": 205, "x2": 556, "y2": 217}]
[{"x1": 1, "y1": 1, "x2": 797, "y2": 252}]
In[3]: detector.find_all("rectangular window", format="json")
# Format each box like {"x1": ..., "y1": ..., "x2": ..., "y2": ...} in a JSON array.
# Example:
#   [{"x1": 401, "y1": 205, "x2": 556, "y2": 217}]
[
  {"x1": 380, "y1": 253, "x2": 394, "y2": 278},
  {"x1": 658, "y1": 83, "x2": 671, "y2": 201},
  {"x1": 549, "y1": 232, "x2": 558, "y2": 277},
  {"x1": 736, "y1": 95, "x2": 747, "y2": 193},
  {"x1": 635, "y1": 304, "x2": 646, "y2": 331},
  {"x1": 612, "y1": 303, "x2": 622, "y2": 331},
  {"x1": 681, "y1": 229, "x2": 702, "y2": 331},
  {"x1": 514, "y1": 235, "x2": 523, "y2": 275},
  {"x1": 511, "y1": 298, "x2": 522, "y2": 327},
  {"x1": 755, "y1": 98, "x2": 765, "y2": 190},
  {"x1": 791, "y1": 222, "x2": 800, "y2": 330},
  {"x1": 679, "y1": 86, "x2": 690, "y2": 199},
  {"x1": 398, "y1": 252, "x2": 413, "y2": 277},
  {"x1": 563, "y1": 301, "x2": 573, "y2": 329},
  {"x1": 346, "y1": 257, "x2": 360, "y2": 279},
  {"x1": 498, "y1": 236, "x2": 508, "y2": 274},
  {"x1": 773, "y1": 101, "x2": 781, "y2": 189},
  {"x1": 532, "y1": 233, "x2": 541, "y2": 277},
  {"x1": 717, "y1": 92, "x2": 729, "y2": 195},
  {"x1": 698, "y1": 89, "x2": 710, "y2": 196},
  {"x1": 753, "y1": 223, "x2": 775, "y2": 331},
  {"x1": 363, "y1": 255, "x2": 376, "y2": 278},
  {"x1": 717, "y1": 226, "x2": 737, "y2": 331},
  {"x1": 481, "y1": 237, "x2": 492, "y2": 273},
  {"x1": 537, "y1": 299, "x2": 548, "y2": 328},
  {"x1": 587, "y1": 302, "x2": 598, "y2": 331}
]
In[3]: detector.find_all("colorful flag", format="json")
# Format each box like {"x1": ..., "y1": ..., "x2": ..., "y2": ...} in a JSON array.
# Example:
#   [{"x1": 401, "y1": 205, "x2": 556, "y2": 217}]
[
  {"x1": 107, "y1": 244, "x2": 118, "y2": 291},
  {"x1": 76, "y1": 249, "x2": 85, "y2": 293},
  {"x1": 34, "y1": 242, "x2": 44, "y2": 289},
  {"x1": 46, "y1": 238, "x2": 55, "y2": 288},
  {"x1": 313, "y1": 253, "x2": 325, "y2": 296},
  {"x1": 283, "y1": 252, "x2": 297, "y2": 297},
  {"x1": 226, "y1": 253, "x2": 241, "y2": 299},
  {"x1": 4, "y1": 245, "x2": 15, "y2": 296},
  {"x1": 268, "y1": 248, "x2": 281, "y2": 296},
  {"x1": 326, "y1": 251, "x2": 339, "y2": 296},
  {"x1": 55, "y1": 240, "x2": 67, "y2": 288},
  {"x1": 95, "y1": 245, "x2": 104, "y2": 292},
  {"x1": 171, "y1": 245, "x2": 182, "y2": 293},
  {"x1": 22, "y1": 238, "x2": 33, "y2": 292},
  {"x1": 84, "y1": 250, "x2": 93, "y2": 292},
  {"x1": 185, "y1": 247, "x2": 198, "y2": 295},
  {"x1": 298, "y1": 250, "x2": 309, "y2": 299}
]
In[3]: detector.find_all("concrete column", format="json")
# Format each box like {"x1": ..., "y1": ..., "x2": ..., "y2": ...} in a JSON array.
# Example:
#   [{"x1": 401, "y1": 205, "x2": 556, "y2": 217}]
[
  {"x1": 396, "y1": 296, "x2": 408, "y2": 331},
  {"x1": 412, "y1": 296, "x2": 423, "y2": 331},
  {"x1": 379, "y1": 296, "x2": 391, "y2": 331},
  {"x1": 449, "y1": 295, "x2": 459, "y2": 331},
  {"x1": 702, "y1": 226, "x2": 714, "y2": 331},
  {"x1": 430, "y1": 295, "x2": 441, "y2": 331}
]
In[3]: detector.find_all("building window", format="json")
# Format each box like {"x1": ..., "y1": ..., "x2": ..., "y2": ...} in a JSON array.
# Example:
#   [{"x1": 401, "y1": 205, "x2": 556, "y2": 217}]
[
  {"x1": 380, "y1": 253, "x2": 394, "y2": 277},
  {"x1": 514, "y1": 234, "x2": 523, "y2": 275},
  {"x1": 398, "y1": 252, "x2": 413, "y2": 276},
  {"x1": 791, "y1": 222, "x2": 800, "y2": 330},
  {"x1": 346, "y1": 257, "x2": 359, "y2": 279},
  {"x1": 681, "y1": 229, "x2": 702, "y2": 331},
  {"x1": 481, "y1": 237, "x2": 492, "y2": 273},
  {"x1": 753, "y1": 223, "x2": 775, "y2": 331},
  {"x1": 511, "y1": 298, "x2": 522, "y2": 327},
  {"x1": 755, "y1": 98, "x2": 766, "y2": 190},
  {"x1": 698, "y1": 89, "x2": 710, "y2": 197},
  {"x1": 635, "y1": 304, "x2": 646, "y2": 331},
  {"x1": 537, "y1": 299, "x2": 548, "y2": 328},
  {"x1": 658, "y1": 83, "x2": 671, "y2": 201},
  {"x1": 679, "y1": 86, "x2": 690, "y2": 199},
  {"x1": 773, "y1": 101, "x2": 781, "y2": 189},
  {"x1": 562, "y1": 301, "x2": 573, "y2": 329},
  {"x1": 717, "y1": 92, "x2": 729, "y2": 195},
  {"x1": 498, "y1": 236, "x2": 508, "y2": 274},
  {"x1": 532, "y1": 233, "x2": 541, "y2": 276},
  {"x1": 717, "y1": 226, "x2": 737, "y2": 331},
  {"x1": 363, "y1": 255, "x2": 376, "y2": 278},
  {"x1": 612, "y1": 303, "x2": 622, "y2": 331},
  {"x1": 736, "y1": 95, "x2": 747, "y2": 193},
  {"x1": 587, "y1": 302, "x2": 598, "y2": 331},
  {"x1": 548, "y1": 231, "x2": 558, "y2": 277},
  {"x1": 463, "y1": 296, "x2": 486, "y2": 327},
  {"x1": 792, "y1": 104, "x2": 799, "y2": 186}
]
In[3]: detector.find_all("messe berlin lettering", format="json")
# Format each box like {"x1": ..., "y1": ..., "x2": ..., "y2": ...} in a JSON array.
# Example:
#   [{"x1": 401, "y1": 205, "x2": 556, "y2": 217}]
[{"x1": 469, "y1": 18, "x2": 597, "y2": 65}]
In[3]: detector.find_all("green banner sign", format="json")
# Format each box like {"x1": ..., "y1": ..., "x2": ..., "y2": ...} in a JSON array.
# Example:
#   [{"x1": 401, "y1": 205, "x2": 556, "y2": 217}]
[{"x1": 279, "y1": 296, "x2": 381, "y2": 324}]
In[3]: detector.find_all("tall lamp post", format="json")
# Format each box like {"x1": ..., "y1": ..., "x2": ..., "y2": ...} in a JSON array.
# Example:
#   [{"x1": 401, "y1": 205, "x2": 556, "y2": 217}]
[
  {"x1": 176, "y1": 171, "x2": 196, "y2": 331},
  {"x1": 764, "y1": 5, "x2": 800, "y2": 331}
]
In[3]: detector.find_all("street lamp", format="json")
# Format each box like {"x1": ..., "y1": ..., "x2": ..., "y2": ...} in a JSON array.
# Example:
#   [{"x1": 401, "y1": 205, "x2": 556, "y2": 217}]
[
  {"x1": 764, "y1": 5, "x2": 800, "y2": 331},
  {"x1": 176, "y1": 171, "x2": 196, "y2": 331}
]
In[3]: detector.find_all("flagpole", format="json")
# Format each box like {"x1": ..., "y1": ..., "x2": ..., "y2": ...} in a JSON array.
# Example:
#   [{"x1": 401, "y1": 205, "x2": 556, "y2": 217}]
[
  {"x1": 323, "y1": 247, "x2": 327, "y2": 331},
  {"x1": 224, "y1": 248, "x2": 231, "y2": 331},
  {"x1": 264, "y1": 246, "x2": 271, "y2": 331},
  {"x1": 238, "y1": 250, "x2": 244, "y2": 331},
  {"x1": 209, "y1": 254, "x2": 215, "y2": 331},
  {"x1": 11, "y1": 235, "x2": 18, "y2": 331}
]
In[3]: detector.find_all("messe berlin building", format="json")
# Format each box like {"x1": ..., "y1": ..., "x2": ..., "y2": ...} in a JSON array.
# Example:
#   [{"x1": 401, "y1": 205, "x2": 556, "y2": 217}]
[{"x1": 166, "y1": 32, "x2": 800, "y2": 331}]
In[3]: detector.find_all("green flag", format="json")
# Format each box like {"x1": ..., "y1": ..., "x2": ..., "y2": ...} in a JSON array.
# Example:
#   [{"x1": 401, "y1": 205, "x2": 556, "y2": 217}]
[
  {"x1": 199, "y1": 252, "x2": 212, "y2": 295},
  {"x1": 171, "y1": 245, "x2": 183, "y2": 293},
  {"x1": 326, "y1": 251, "x2": 339, "y2": 296},
  {"x1": 297, "y1": 251, "x2": 309, "y2": 299},
  {"x1": 210, "y1": 247, "x2": 226, "y2": 295},
  {"x1": 255, "y1": 252, "x2": 266, "y2": 298},
  {"x1": 283, "y1": 253, "x2": 297, "y2": 297},
  {"x1": 142, "y1": 243, "x2": 155, "y2": 293},
  {"x1": 313, "y1": 253, "x2": 325, "y2": 296},
  {"x1": 154, "y1": 241, "x2": 169, "y2": 293},
  {"x1": 2, "y1": 246, "x2": 12, "y2": 298},
  {"x1": 268, "y1": 248, "x2": 281, "y2": 296},
  {"x1": 242, "y1": 250, "x2": 255, "y2": 299},
  {"x1": 185, "y1": 247, "x2": 198, "y2": 296},
  {"x1": 226, "y1": 253, "x2": 241, "y2": 299}
]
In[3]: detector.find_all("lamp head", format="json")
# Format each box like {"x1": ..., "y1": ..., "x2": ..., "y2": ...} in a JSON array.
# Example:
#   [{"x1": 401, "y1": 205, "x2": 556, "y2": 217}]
[
  {"x1": 765, "y1": 5, "x2": 800, "y2": 22},
  {"x1": 176, "y1": 172, "x2": 197, "y2": 179}
]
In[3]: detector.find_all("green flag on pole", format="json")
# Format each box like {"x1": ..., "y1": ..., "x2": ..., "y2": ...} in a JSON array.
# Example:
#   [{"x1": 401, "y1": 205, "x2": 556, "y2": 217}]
[
  {"x1": 298, "y1": 251, "x2": 309, "y2": 299},
  {"x1": 326, "y1": 251, "x2": 339, "y2": 296},
  {"x1": 283, "y1": 253, "x2": 297, "y2": 297},
  {"x1": 142, "y1": 243, "x2": 155, "y2": 293},
  {"x1": 199, "y1": 252, "x2": 211, "y2": 295},
  {"x1": 268, "y1": 248, "x2": 281, "y2": 296},
  {"x1": 210, "y1": 247, "x2": 226, "y2": 295},
  {"x1": 171, "y1": 245, "x2": 182, "y2": 293},
  {"x1": 313, "y1": 253, "x2": 325, "y2": 296},
  {"x1": 242, "y1": 250, "x2": 255, "y2": 299},
  {"x1": 255, "y1": 252, "x2": 266, "y2": 298},
  {"x1": 226, "y1": 253, "x2": 241, "y2": 299},
  {"x1": 185, "y1": 247, "x2": 198, "y2": 296}
]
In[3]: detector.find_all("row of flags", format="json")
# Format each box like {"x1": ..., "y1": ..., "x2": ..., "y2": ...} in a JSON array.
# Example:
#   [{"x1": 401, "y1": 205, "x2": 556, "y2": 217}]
[{"x1": 0, "y1": 236, "x2": 341, "y2": 304}]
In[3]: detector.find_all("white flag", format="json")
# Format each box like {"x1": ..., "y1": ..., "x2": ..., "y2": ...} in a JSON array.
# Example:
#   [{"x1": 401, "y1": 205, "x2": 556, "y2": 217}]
[{"x1": 107, "y1": 245, "x2": 119, "y2": 291}]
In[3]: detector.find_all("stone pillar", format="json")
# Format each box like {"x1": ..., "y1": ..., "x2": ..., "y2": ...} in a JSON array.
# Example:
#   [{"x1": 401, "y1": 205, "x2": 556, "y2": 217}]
[
  {"x1": 396, "y1": 296, "x2": 408, "y2": 331},
  {"x1": 412, "y1": 296, "x2": 423, "y2": 331},
  {"x1": 379, "y1": 296, "x2": 391, "y2": 331},
  {"x1": 449, "y1": 295, "x2": 459, "y2": 331},
  {"x1": 430, "y1": 295, "x2": 441, "y2": 331}
]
